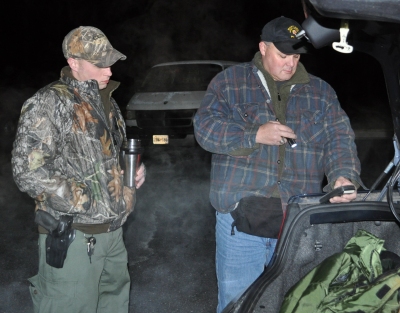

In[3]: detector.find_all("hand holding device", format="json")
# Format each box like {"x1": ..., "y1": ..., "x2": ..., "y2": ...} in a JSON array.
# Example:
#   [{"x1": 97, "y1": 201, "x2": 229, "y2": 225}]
[{"x1": 319, "y1": 185, "x2": 356, "y2": 204}]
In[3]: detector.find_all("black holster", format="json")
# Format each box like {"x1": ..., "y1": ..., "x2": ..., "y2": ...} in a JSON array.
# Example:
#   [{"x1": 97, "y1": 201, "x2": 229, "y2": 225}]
[{"x1": 35, "y1": 211, "x2": 76, "y2": 268}]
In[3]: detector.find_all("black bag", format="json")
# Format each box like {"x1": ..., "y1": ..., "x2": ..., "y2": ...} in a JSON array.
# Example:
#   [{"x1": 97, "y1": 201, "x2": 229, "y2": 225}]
[{"x1": 230, "y1": 196, "x2": 284, "y2": 238}]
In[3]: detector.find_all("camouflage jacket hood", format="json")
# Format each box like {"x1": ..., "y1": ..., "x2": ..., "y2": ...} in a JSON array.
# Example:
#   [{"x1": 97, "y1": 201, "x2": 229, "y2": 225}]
[{"x1": 11, "y1": 67, "x2": 135, "y2": 232}]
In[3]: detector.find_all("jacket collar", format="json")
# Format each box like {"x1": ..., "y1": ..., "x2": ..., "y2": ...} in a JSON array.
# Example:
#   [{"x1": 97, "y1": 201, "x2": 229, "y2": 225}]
[
  {"x1": 60, "y1": 66, "x2": 120, "y2": 95},
  {"x1": 252, "y1": 51, "x2": 310, "y2": 86}
]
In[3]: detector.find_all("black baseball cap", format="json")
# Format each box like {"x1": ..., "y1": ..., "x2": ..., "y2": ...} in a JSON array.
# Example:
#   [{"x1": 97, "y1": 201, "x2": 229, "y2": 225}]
[{"x1": 261, "y1": 16, "x2": 307, "y2": 54}]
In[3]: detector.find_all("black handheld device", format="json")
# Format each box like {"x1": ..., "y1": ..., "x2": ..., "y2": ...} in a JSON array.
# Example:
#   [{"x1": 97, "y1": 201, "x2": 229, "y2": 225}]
[{"x1": 319, "y1": 185, "x2": 356, "y2": 204}]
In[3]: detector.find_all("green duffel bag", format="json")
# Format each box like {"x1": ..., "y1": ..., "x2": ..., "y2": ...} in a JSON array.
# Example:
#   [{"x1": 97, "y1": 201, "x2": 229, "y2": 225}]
[{"x1": 280, "y1": 229, "x2": 400, "y2": 313}]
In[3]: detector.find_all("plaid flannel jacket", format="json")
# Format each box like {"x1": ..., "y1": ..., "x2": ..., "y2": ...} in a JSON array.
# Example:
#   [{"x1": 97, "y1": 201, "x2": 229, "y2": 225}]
[{"x1": 194, "y1": 61, "x2": 362, "y2": 213}]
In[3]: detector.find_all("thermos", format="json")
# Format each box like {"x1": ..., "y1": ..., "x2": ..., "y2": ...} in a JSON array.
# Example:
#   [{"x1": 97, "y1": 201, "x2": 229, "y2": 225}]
[{"x1": 120, "y1": 139, "x2": 144, "y2": 188}]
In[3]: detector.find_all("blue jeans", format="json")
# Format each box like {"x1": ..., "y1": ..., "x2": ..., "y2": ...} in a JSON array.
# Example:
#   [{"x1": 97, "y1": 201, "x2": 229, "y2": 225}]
[{"x1": 215, "y1": 212, "x2": 277, "y2": 313}]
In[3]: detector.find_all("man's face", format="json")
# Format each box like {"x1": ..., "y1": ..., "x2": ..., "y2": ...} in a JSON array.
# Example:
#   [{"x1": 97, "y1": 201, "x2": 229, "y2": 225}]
[
  {"x1": 73, "y1": 59, "x2": 112, "y2": 89},
  {"x1": 259, "y1": 42, "x2": 300, "y2": 81}
]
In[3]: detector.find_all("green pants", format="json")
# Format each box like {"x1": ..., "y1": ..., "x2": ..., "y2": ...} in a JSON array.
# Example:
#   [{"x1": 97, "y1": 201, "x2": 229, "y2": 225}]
[{"x1": 29, "y1": 228, "x2": 130, "y2": 313}]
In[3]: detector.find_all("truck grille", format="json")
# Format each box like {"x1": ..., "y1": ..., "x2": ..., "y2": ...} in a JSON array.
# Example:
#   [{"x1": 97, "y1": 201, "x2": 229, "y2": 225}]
[{"x1": 135, "y1": 109, "x2": 196, "y2": 130}]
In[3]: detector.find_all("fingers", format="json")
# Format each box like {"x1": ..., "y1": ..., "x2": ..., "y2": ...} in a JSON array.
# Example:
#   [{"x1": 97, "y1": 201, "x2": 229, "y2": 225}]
[
  {"x1": 256, "y1": 121, "x2": 296, "y2": 146},
  {"x1": 137, "y1": 163, "x2": 146, "y2": 175},
  {"x1": 330, "y1": 176, "x2": 357, "y2": 203},
  {"x1": 120, "y1": 163, "x2": 146, "y2": 189},
  {"x1": 136, "y1": 176, "x2": 145, "y2": 189},
  {"x1": 329, "y1": 191, "x2": 357, "y2": 203},
  {"x1": 135, "y1": 163, "x2": 146, "y2": 189}
]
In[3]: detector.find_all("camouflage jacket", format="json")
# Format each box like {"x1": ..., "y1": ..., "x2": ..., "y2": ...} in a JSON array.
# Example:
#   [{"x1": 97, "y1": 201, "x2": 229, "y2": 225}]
[{"x1": 12, "y1": 67, "x2": 135, "y2": 232}]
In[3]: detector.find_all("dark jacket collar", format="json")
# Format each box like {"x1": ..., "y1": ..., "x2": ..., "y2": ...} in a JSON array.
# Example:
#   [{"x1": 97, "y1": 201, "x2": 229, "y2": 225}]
[{"x1": 60, "y1": 66, "x2": 120, "y2": 95}]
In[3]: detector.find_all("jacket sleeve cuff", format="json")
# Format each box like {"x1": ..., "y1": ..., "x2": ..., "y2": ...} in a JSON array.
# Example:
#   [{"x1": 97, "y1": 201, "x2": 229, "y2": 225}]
[
  {"x1": 323, "y1": 176, "x2": 364, "y2": 192},
  {"x1": 226, "y1": 124, "x2": 261, "y2": 156},
  {"x1": 243, "y1": 123, "x2": 261, "y2": 148}
]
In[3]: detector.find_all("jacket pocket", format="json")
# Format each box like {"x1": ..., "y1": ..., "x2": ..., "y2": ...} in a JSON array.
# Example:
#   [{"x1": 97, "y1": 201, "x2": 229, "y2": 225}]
[
  {"x1": 233, "y1": 103, "x2": 260, "y2": 123},
  {"x1": 299, "y1": 110, "x2": 325, "y2": 144}
]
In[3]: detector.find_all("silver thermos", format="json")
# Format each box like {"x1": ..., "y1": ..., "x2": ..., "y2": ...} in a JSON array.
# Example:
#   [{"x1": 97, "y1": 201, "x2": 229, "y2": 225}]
[{"x1": 120, "y1": 139, "x2": 144, "y2": 188}]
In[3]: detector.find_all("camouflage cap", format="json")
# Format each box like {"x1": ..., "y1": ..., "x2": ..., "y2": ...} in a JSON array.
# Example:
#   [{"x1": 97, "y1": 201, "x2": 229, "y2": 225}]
[{"x1": 62, "y1": 26, "x2": 126, "y2": 68}]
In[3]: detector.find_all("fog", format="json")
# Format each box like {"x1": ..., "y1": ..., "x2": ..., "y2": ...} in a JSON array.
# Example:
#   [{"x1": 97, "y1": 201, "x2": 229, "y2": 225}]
[{"x1": 0, "y1": 0, "x2": 396, "y2": 312}]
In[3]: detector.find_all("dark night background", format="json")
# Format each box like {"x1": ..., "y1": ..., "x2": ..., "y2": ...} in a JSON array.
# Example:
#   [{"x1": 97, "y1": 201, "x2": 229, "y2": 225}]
[
  {"x1": 3, "y1": 0, "x2": 307, "y2": 104},
  {"x1": 1, "y1": 0, "x2": 389, "y2": 113},
  {"x1": 1, "y1": 0, "x2": 391, "y2": 181},
  {"x1": 0, "y1": 0, "x2": 395, "y2": 312}
]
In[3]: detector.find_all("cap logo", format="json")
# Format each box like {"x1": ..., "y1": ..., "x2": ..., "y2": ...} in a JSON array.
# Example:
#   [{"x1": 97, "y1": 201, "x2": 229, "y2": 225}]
[
  {"x1": 260, "y1": 17, "x2": 307, "y2": 54},
  {"x1": 287, "y1": 25, "x2": 300, "y2": 38}
]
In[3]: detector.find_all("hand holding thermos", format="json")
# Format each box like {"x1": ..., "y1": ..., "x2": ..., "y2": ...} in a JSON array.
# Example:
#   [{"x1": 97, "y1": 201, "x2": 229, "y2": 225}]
[{"x1": 120, "y1": 139, "x2": 145, "y2": 188}]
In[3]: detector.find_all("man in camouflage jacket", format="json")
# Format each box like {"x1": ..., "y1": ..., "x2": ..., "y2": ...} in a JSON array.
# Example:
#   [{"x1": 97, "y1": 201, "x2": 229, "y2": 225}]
[{"x1": 11, "y1": 26, "x2": 145, "y2": 313}]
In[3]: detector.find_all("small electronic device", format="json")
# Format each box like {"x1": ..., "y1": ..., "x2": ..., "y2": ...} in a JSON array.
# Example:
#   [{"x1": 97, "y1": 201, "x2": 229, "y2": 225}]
[
  {"x1": 319, "y1": 185, "x2": 356, "y2": 204},
  {"x1": 287, "y1": 138, "x2": 297, "y2": 148}
]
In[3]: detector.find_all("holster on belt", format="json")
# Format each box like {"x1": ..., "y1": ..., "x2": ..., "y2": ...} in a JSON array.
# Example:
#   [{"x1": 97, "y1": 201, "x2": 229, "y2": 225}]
[{"x1": 34, "y1": 210, "x2": 76, "y2": 268}]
